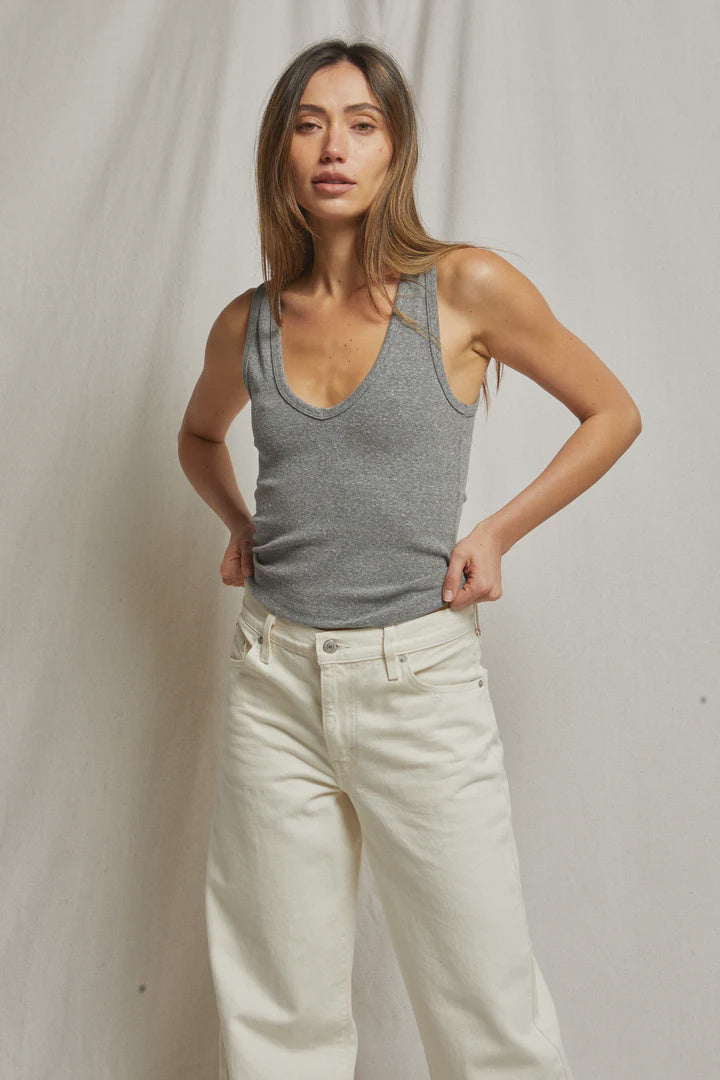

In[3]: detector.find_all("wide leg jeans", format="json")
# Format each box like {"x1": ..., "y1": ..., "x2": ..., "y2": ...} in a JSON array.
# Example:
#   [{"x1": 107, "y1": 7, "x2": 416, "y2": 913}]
[{"x1": 204, "y1": 587, "x2": 574, "y2": 1080}]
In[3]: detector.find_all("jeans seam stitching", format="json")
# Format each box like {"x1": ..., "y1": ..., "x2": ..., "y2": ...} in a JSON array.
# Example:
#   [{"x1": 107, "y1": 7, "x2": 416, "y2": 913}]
[{"x1": 498, "y1": 769, "x2": 572, "y2": 1078}]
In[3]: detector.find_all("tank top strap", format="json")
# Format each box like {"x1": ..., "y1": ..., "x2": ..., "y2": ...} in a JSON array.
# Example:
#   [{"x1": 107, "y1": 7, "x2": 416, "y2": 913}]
[
  {"x1": 241, "y1": 283, "x2": 269, "y2": 397},
  {"x1": 422, "y1": 261, "x2": 480, "y2": 417}
]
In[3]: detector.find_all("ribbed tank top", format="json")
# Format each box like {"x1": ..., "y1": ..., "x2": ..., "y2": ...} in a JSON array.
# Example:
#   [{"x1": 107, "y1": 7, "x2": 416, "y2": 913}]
[{"x1": 240, "y1": 263, "x2": 480, "y2": 629}]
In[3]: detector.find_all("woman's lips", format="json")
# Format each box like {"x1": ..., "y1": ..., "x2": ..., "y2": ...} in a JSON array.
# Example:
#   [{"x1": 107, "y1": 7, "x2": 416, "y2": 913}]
[{"x1": 312, "y1": 180, "x2": 356, "y2": 193}]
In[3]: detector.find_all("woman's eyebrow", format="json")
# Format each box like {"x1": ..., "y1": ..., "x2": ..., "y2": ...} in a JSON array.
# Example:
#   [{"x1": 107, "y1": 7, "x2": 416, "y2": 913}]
[{"x1": 296, "y1": 103, "x2": 383, "y2": 116}]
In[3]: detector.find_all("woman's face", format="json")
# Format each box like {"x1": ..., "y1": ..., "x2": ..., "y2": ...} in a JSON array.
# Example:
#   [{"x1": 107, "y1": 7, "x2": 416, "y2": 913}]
[{"x1": 289, "y1": 61, "x2": 393, "y2": 223}]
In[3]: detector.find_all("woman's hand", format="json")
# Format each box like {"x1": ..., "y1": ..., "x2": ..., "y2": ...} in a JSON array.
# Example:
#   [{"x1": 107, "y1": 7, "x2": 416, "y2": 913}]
[
  {"x1": 220, "y1": 518, "x2": 257, "y2": 587},
  {"x1": 441, "y1": 521, "x2": 503, "y2": 610}
]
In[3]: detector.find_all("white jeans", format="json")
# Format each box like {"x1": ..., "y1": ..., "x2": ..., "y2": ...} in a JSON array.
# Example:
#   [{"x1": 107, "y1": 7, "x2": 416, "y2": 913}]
[{"x1": 205, "y1": 586, "x2": 574, "y2": 1080}]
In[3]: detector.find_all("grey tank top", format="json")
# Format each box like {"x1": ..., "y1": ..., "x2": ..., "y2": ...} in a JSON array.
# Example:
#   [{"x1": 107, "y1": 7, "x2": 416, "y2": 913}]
[{"x1": 241, "y1": 263, "x2": 480, "y2": 629}]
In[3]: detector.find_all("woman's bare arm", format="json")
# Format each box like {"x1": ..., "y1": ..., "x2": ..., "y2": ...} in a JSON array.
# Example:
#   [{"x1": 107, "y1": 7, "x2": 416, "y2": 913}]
[
  {"x1": 441, "y1": 248, "x2": 642, "y2": 607},
  {"x1": 465, "y1": 248, "x2": 641, "y2": 555},
  {"x1": 177, "y1": 289, "x2": 255, "y2": 534}
]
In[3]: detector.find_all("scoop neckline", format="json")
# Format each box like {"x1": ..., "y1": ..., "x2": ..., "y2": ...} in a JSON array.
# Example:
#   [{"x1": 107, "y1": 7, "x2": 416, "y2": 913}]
[{"x1": 266, "y1": 273, "x2": 413, "y2": 420}]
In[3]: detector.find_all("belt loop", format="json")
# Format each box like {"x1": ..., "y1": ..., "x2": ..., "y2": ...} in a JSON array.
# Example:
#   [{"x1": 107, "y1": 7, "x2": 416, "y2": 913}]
[
  {"x1": 473, "y1": 601, "x2": 482, "y2": 636},
  {"x1": 259, "y1": 612, "x2": 276, "y2": 663},
  {"x1": 383, "y1": 624, "x2": 402, "y2": 681}
]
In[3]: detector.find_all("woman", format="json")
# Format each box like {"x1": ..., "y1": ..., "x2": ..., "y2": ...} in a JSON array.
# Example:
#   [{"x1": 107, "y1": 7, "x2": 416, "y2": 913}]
[{"x1": 178, "y1": 38, "x2": 641, "y2": 1080}]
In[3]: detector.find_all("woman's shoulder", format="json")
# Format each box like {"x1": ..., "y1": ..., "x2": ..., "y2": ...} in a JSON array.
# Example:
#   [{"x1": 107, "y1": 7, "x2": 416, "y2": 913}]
[
  {"x1": 204, "y1": 286, "x2": 263, "y2": 379},
  {"x1": 216, "y1": 284, "x2": 261, "y2": 336},
  {"x1": 433, "y1": 244, "x2": 514, "y2": 292},
  {"x1": 434, "y1": 245, "x2": 536, "y2": 329}
]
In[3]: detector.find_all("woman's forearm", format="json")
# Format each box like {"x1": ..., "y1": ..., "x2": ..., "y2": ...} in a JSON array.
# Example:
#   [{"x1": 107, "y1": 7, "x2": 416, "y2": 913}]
[
  {"x1": 177, "y1": 431, "x2": 252, "y2": 533},
  {"x1": 481, "y1": 408, "x2": 642, "y2": 555}
]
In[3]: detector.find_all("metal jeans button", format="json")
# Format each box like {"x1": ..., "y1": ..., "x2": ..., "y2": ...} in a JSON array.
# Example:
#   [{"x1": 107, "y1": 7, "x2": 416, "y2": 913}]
[{"x1": 323, "y1": 639, "x2": 338, "y2": 653}]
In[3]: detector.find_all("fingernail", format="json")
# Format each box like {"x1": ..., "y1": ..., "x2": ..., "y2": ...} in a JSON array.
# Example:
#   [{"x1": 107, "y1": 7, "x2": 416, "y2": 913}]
[{"x1": 443, "y1": 589, "x2": 453, "y2": 601}]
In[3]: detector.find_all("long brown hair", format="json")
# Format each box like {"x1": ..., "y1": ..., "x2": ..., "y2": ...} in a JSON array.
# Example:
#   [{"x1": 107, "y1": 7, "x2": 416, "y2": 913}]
[{"x1": 255, "y1": 37, "x2": 512, "y2": 412}]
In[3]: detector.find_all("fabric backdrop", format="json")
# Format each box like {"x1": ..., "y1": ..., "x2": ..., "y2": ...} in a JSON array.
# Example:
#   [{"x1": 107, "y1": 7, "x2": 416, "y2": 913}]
[{"x1": 2, "y1": 1, "x2": 718, "y2": 1078}]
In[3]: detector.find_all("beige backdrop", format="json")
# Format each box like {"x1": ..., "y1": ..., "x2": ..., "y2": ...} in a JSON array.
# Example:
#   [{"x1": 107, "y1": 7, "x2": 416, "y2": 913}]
[{"x1": 2, "y1": 1, "x2": 718, "y2": 1077}]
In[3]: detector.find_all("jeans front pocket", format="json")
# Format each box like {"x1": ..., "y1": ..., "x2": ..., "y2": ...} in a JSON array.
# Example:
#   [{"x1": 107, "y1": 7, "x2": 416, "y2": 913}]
[
  {"x1": 401, "y1": 628, "x2": 487, "y2": 695},
  {"x1": 228, "y1": 616, "x2": 258, "y2": 665}
]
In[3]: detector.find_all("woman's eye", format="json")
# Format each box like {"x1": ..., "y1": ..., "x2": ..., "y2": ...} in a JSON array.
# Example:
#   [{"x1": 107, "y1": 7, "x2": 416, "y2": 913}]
[{"x1": 295, "y1": 121, "x2": 376, "y2": 133}]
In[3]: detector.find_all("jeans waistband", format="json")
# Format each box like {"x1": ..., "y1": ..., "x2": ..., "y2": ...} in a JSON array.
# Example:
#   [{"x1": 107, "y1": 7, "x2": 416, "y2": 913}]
[{"x1": 238, "y1": 586, "x2": 482, "y2": 676}]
